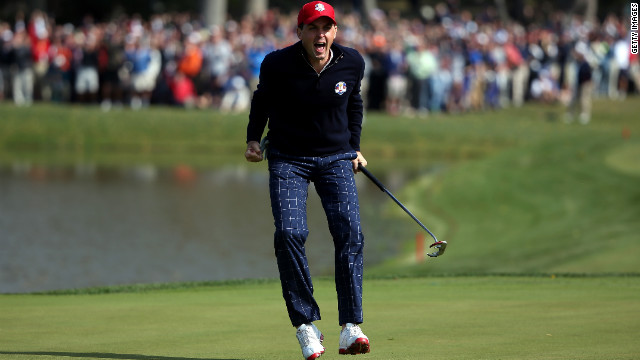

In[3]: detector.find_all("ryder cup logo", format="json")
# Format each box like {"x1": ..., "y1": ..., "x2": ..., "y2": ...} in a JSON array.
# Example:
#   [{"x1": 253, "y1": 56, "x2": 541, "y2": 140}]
[
  {"x1": 315, "y1": 3, "x2": 326, "y2": 12},
  {"x1": 335, "y1": 81, "x2": 347, "y2": 95}
]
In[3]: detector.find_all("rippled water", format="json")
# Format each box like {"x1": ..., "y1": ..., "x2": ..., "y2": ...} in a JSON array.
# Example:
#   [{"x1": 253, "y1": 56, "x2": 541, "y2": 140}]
[{"x1": 1, "y1": 164, "x2": 406, "y2": 293}]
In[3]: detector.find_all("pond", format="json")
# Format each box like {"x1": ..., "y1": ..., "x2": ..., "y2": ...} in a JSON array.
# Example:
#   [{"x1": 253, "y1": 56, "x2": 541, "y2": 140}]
[{"x1": 0, "y1": 163, "x2": 416, "y2": 293}]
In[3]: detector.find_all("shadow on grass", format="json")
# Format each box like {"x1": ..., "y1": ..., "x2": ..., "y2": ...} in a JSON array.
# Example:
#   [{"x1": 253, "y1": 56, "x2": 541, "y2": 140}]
[{"x1": 0, "y1": 352, "x2": 242, "y2": 360}]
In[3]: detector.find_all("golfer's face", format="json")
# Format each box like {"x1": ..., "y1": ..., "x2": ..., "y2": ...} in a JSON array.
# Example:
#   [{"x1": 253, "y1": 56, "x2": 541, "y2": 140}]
[{"x1": 298, "y1": 17, "x2": 337, "y2": 63}]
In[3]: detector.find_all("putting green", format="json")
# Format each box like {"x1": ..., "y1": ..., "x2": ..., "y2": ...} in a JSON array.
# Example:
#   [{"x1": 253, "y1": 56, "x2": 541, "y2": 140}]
[{"x1": 1, "y1": 276, "x2": 639, "y2": 360}]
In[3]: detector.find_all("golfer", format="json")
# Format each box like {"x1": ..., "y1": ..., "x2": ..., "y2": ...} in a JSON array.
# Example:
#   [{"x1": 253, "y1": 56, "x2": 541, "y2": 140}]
[{"x1": 244, "y1": 2, "x2": 369, "y2": 359}]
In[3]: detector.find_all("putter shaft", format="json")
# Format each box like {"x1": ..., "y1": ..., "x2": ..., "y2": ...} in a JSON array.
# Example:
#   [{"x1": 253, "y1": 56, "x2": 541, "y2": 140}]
[{"x1": 357, "y1": 164, "x2": 438, "y2": 243}]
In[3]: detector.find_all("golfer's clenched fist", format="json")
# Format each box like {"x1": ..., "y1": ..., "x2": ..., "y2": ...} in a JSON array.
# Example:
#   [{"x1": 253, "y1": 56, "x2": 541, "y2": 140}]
[{"x1": 245, "y1": 141, "x2": 262, "y2": 162}]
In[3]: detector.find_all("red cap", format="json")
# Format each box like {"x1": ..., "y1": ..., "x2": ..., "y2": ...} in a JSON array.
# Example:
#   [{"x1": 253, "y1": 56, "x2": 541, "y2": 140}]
[{"x1": 297, "y1": 1, "x2": 336, "y2": 27}]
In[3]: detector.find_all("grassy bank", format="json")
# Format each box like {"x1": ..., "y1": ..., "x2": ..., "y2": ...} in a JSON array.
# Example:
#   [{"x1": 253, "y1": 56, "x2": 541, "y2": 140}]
[
  {"x1": 366, "y1": 98, "x2": 640, "y2": 276},
  {"x1": 0, "y1": 99, "x2": 610, "y2": 170},
  {"x1": 1, "y1": 98, "x2": 637, "y2": 172},
  {"x1": 0, "y1": 104, "x2": 247, "y2": 169},
  {"x1": 1, "y1": 276, "x2": 639, "y2": 360}
]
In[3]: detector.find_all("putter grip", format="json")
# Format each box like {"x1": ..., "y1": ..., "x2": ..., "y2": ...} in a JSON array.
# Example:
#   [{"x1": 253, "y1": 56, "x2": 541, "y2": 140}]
[{"x1": 358, "y1": 164, "x2": 386, "y2": 192}]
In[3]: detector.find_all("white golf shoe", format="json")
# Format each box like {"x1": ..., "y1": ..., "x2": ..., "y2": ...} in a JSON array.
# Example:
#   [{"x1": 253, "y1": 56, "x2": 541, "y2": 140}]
[
  {"x1": 339, "y1": 323, "x2": 370, "y2": 355},
  {"x1": 310, "y1": 323, "x2": 324, "y2": 344},
  {"x1": 296, "y1": 323, "x2": 325, "y2": 360}
]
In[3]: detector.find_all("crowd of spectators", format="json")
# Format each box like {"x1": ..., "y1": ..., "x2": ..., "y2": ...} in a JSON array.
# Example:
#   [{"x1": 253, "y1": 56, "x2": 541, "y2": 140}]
[{"x1": 0, "y1": 4, "x2": 638, "y2": 122}]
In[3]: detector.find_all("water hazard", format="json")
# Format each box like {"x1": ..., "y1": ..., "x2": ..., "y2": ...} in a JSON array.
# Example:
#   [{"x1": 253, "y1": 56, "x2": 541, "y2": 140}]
[{"x1": 1, "y1": 164, "x2": 410, "y2": 293}]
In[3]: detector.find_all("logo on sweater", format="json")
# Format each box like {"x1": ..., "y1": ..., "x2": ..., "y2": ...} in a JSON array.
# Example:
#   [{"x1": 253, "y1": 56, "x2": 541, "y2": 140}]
[
  {"x1": 335, "y1": 81, "x2": 347, "y2": 95},
  {"x1": 315, "y1": 3, "x2": 325, "y2": 12}
]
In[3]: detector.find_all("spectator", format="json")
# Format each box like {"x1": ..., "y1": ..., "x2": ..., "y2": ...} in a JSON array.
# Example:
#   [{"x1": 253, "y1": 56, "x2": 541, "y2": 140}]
[
  {"x1": 447, "y1": 41, "x2": 467, "y2": 113},
  {"x1": 169, "y1": 70, "x2": 196, "y2": 107},
  {"x1": 201, "y1": 25, "x2": 234, "y2": 108},
  {"x1": 384, "y1": 40, "x2": 408, "y2": 116},
  {"x1": 27, "y1": 9, "x2": 50, "y2": 100},
  {"x1": 46, "y1": 31, "x2": 73, "y2": 102},
  {"x1": 219, "y1": 72, "x2": 250, "y2": 113},
  {"x1": 0, "y1": 6, "x2": 635, "y2": 115},
  {"x1": 406, "y1": 38, "x2": 437, "y2": 115},
  {"x1": 489, "y1": 30, "x2": 511, "y2": 108},
  {"x1": 629, "y1": 50, "x2": 640, "y2": 96},
  {"x1": 74, "y1": 32, "x2": 100, "y2": 103},
  {"x1": 367, "y1": 36, "x2": 389, "y2": 110},
  {"x1": 426, "y1": 42, "x2": 452, "y2": 112},
  {"x1": 10, "y1": 30, "x2": 34, "y2": 106},
  {"x1": 465, "y1": 36, "x2": 488, "y2": 111},
  {"x1": 431, "y1": 55, "x2": 452, "y2": 112},
  {"x1": 611, "y1": 35, "x2": 629, "y2": 100},
  {"x1": 530, "y1": 68, "x2": 558, "y2": 103},
  {"x1": 99, "y1": 26, "x2": 126, "y2": 110},
  {"x1": 177, "y1": 31, "x2": 203, "y2": 79},
  {"x1": 245, "y1": 35, "x2": 274, "y2": 93},
  {"x1": 508, "y1": 28, "x2": 530, "y2": 107},
  {"x1": 0, "y1": 22, "x2": 12, "y2": 101},
  {"x1": 566, "y1": 42, "x2": 594, "y2": 124},
  {"x1": 126, "y1": 35, "x2": 161, "y2": 109}
]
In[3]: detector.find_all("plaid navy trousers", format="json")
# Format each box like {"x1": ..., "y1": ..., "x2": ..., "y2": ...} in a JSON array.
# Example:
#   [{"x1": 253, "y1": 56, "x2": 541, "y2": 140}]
[{"x1": 268, "y1": 149, "x2": 364, "y2": 326}]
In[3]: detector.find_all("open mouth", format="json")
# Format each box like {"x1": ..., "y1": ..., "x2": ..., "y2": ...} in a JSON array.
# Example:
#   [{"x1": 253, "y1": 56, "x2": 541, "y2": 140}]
[{"x1": 314, "y1": 42, "x2": 326, "y2": 54}]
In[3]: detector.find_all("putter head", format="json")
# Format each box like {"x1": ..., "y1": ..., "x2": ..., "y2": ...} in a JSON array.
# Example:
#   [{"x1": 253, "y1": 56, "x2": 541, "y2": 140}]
[{"x1": 427, "y1": 240, "x2": 447, "y2": 258}]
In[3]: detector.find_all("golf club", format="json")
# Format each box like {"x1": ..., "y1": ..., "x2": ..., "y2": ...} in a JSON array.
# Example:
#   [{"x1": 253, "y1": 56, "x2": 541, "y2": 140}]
[{"x1": 358, "y1": 164, "x2": 447, "y2": 258}]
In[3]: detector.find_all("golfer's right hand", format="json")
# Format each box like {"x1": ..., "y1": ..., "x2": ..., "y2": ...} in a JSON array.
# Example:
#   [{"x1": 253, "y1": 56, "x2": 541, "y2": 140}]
[{"x1": 245, "y1": 141, "x2": 263, "y2": 162}]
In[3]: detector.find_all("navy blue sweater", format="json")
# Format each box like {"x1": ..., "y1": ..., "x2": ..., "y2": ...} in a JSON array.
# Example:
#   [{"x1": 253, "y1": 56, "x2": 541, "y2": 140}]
[{"x1": 246, "y1": 41, "x2": 365, "y2": 156}]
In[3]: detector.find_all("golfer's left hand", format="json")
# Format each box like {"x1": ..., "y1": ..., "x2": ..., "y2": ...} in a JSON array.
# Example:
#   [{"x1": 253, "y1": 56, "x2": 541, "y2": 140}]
[{"x1": 353, "y1": 151, "x2": 367, "y2": 173}]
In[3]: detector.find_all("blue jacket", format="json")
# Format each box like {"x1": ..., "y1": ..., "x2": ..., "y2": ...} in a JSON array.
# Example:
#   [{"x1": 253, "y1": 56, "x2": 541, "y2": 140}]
[{"x1": 247, "y1": 41, "x2": 365, "y2": 156}]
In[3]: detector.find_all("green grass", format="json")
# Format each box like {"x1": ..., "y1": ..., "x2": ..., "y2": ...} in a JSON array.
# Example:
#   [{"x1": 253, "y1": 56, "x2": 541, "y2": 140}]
[
  {"x1": 1, "y1": 99, "x2": 640, "y2": 359},
  {"x1": 1, "y1": 276, "x2": 639, "y2": 360},
  {"x1": 365, "y1": 98, "x2": 640, "y2": 276},
  {"x1": 0, "y1": 104, "x2": 247, "y2": 168},
  {"x1": 0, "y1": 100, "x2": 600, "y2": 170}
]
